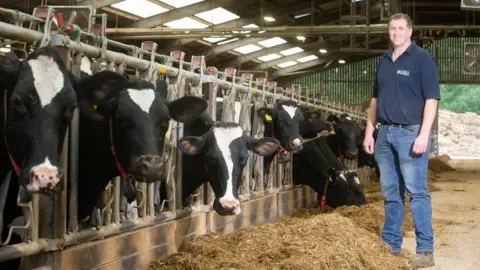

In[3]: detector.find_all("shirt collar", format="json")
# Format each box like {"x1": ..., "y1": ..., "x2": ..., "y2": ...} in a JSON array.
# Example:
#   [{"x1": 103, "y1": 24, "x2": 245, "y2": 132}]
[{"x1": 384, "y1": 41, "x2": 416, "y2": 59}]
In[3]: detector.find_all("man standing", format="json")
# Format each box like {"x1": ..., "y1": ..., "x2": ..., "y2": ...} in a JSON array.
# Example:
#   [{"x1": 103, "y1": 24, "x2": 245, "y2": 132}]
[{"x1": 363, "y1": 13, "x2": 440, "y2": 268}]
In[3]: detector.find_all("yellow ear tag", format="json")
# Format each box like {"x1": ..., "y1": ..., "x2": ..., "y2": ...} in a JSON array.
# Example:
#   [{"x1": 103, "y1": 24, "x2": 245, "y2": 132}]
[
  {"x1": 165, "y1": 130, "x2": 169, "y2": 137},
  {"x1": 328, "y1": 175, "x2": 333, "y2": 182},
  {"x1": 265, "y1": 114, "x2": 272, "y2": 122},
  {"x1": 93, "y1": 104, "x2": 98, "y2": 111},
  {"x1": 330, "y1": 129, "x2": 336, "y2": 135}
]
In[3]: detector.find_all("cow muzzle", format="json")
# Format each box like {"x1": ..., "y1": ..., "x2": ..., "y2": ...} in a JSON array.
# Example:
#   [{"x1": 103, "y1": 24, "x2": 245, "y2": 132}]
[
  {"x1": 213, "y1": 199, "x2": 241, "y2": 216},
  {"x1": 345, "y1": 149, "x2": 359, "y2": 159},
  {"x1": 133, "y1": 155, "x2": 165, "y2": 183},
  {"x1": 27, "y1": 165, "x2": 64, "y2": 195}
]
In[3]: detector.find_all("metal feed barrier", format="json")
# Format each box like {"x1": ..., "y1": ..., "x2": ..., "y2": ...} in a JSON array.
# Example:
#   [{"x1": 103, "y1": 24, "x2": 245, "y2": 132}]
[{"x1": 0, "y1": 5, "x2": 374, "y2": 268}]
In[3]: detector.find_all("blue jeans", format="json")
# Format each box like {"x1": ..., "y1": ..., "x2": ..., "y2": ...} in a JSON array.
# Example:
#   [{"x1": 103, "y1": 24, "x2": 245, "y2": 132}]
[{"x1": 374, "y1": 124, "x2": 434, "y2": 254}]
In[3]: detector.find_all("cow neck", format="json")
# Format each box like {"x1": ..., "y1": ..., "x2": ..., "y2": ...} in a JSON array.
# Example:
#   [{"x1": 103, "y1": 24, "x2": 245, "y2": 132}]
[
  {"x1": 3, "y1": 89, "x2": 21, "y2": 176},
  {"x1": 265, "y1": 120, "x2": 289, "y2": 155},
  {"x1": 108, "y1": 117, "x2": 130, "y2": 180},
  {"x1": 333, "y1": 125, "x2": 344, "y2": 161}
]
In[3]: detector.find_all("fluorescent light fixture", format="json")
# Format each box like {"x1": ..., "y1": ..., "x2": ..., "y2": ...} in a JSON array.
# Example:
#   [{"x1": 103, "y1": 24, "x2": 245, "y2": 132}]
[
  {"x1": 264, "y1": 16, "x2": 275, "y2": 22},
  {"x1": 280, "y1": 47, "x2": 304, "y2": 56},
  {"x1": 297, "y1": 55, "x2": 318, "y2": 63},
  {"x1": 258, "y1": 37, "x2": 287, "y2": 48},
  {"x1": 296, "y1": 36, "x2": 306, "y2": 41},
  {"x1": 111, "y1": 0, "x2": 169, "y2": 18},
  {"x1": 0, "y1": 47, "x2": 11, "y2": 53},
  {"x1": 338, "y1": 59, "x2": 346, "y2": 64},
  {"x1": 294, "y1": 13, "x2": 311, "y2": 19},
  {"x1": 195, "y1": 7, "x2": 239, "y2": 25},
  {"x1": 258, "y1": 30, "x2": 266, "y2": 34},
  {"x1": 164, "y1": 17, "x2": 209, "y2": 28},
  {"x1": 319, "y1": 49, "x2": 327, "y2": 54},
  {"x1": 278, "y1": 61, "x2": 298, "y2": 68},
  {"x1": 243, "y1": 24, "x2": 259, "y2": 28},
  {"x1": 203, "y1": 37, "x2": 227, "y2": 43},
  {"x1": 233, "y1": 44, "x2": 262, "y2": 54},
  {"x1": 258, "y1": 53, "x2": 282, "y2": 62},
  {"x1": 158, "y1": 0, "x2": 204, "y2": 8},
  {"x1": 217, "y1": 38, "x2": 239, "y2": 45}
]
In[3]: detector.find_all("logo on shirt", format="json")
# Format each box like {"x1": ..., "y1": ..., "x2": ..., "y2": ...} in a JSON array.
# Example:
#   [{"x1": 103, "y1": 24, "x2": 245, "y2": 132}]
[{"x1": 397, "y1": 69, "x2": 410, "y2": 76}]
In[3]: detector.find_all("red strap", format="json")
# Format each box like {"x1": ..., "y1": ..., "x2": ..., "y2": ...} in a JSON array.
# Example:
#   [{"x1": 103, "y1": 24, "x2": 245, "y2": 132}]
[
  {"x1": 3, "y1": 89, "x2": 21, "y2": 176},
  {"x1": 109, "y1": 117, "x2": 130, "y2": 180}
]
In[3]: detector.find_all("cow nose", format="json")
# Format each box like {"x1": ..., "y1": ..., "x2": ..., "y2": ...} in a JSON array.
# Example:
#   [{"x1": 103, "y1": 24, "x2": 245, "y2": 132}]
[
  {"x1": 292, "y1": 138, "x2": 301, "y2": 146},
  {"x1": 290, "y1": 139, "x2": 303, "y2": 153},
  {"x1": 28, "y1": 165, "x2": 63, "y2": 193},
  {"x1": 135, "y1": 155, "x2": 163, "y2": 182}
]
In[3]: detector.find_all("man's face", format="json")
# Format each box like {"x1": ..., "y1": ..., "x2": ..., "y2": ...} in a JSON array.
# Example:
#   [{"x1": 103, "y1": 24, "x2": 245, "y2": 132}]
[{"x1": 389, "y1": 18, "x2": 412, "y2": 47}]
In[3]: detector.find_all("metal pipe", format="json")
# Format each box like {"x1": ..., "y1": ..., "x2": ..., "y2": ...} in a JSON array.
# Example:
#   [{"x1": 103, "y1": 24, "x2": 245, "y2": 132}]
[
  {"x1": 0, "y1": 7, "x2": 45, "y2": 23},
  {"x1": 0, "y1": 21, "x2": 367, "y2": 120}
]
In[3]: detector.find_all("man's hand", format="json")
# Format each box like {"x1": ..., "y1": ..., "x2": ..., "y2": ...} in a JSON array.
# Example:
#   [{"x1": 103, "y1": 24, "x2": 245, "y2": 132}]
[
  {"x1": 363, "y1": 135, "x2": 375, "y2": 155},
  {"x1": 412, "y1": 133, "x2": 429, "y2": 155}
]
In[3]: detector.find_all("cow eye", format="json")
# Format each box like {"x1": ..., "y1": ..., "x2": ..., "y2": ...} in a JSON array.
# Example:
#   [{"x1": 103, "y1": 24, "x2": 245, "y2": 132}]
[{"x1": 9, "y1": 95, "x2": 28, "y2": 115}]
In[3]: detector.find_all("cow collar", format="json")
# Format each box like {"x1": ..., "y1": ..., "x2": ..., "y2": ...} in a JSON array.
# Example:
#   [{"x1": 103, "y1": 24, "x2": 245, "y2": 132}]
[
  {"x1": 108, "y1": 117, "x2": 130, "y2": 180},
  {"x1": 3, "y1": 89, "x2": 21, "y2": 176}
]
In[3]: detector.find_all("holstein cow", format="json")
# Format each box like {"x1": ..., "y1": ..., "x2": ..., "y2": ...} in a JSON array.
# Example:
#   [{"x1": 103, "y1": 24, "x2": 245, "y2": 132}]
[
  {"x1": 357, "y1": 126, "x2": 380, "y2": 178},
  {"x1": 73, "y1": 65, "x2": 208, "y2": 226},
  {"x1": 179, "y1": 116, "x2": 280, "y2": 216},
  {"x1": 0, "y1": 47, "x2": 78, "y2": 269},
  {"x1": 326, "y1": 113, "x2": 363, "y2": 161}
]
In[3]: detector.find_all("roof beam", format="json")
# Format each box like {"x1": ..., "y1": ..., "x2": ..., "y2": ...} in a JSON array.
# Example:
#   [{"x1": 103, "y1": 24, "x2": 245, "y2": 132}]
[
  {"x1": 79, "y1": 0, "x2": 122, "y2": 8},
  {"x1": 130, "y1": 0, "x2": 236, "y2": 28}
]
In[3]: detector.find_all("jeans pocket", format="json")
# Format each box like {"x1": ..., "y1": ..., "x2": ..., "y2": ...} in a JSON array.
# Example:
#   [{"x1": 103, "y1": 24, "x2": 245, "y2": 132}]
[{"x1": 400, "y1": 125, "x2": 419, "y2": 136}]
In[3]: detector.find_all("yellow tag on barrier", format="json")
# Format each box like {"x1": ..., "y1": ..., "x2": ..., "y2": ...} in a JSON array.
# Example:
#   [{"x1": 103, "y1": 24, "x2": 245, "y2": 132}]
[
  {"x1": 329, "y1": 175, "x2": 333, "y2": 182},
  {"x1": 265, "y1": 114, "x2": 272, "y2": 122},
  {"x1": 252, "y1": 89, "x2": 257, "y2": 95},
  {"x1": 330, "y1": 129, "x2": 336, "y2": 135},
  {"x1": 93, "y1": 104, "x2": 98, "y2": 111},
  {"x1": 159, "y1": 66, "x2": 167, "y2": 74}
]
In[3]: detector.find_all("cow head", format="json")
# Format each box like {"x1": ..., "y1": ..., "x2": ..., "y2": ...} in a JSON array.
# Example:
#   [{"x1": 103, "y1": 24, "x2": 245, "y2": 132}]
[
  {"x1": 178, "y1": 122, "x2": 280, "y2": 216},
  {"x1": 76, "y1": 71, "x2": 208, "y2": 183},
  {"x1": 2, "y1": 47, "x2": 77, "y2": 199},
  {"x1": 257, "y1": 100, "x2": 304, "y2": 153},
  {"x1": 327, "y1": 114, "x2": 362, "y2": 159},
  {"x1": 327, "y1": 168, "x2": 367, "y2": 207},
  {"x1": 298, "y1": 107, "x2": 332, "y2": 138}
]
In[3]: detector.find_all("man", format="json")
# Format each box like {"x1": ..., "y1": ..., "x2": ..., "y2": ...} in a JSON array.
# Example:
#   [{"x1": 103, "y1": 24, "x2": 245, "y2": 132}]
[{"x1": 363, "y1": 13, "x2": 440, "y2": 268}]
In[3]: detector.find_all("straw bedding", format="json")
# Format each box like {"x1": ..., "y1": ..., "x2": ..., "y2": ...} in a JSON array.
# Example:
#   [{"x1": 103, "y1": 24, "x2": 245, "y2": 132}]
[{"x1": 150, "y1": 157, "x2": 452, "y2": 270}]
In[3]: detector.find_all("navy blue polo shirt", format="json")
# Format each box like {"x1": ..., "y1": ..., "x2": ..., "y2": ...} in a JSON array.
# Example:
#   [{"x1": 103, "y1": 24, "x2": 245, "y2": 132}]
[{"x1": 372, "y1": 42, "x2": 441, "y2": 125}]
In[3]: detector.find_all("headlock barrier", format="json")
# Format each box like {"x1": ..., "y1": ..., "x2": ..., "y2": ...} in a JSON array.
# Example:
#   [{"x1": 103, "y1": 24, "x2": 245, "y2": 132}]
[{"x1": 0, "y1": 5, "x2": 376, "y2": 270}]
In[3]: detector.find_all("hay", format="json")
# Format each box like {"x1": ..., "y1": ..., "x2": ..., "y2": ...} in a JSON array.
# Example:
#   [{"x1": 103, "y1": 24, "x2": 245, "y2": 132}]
[
  {"x1": 428, "y1": 154, "x2": 455, "y2": 174},
  {"x1": 150, "y1": 211, "x2": 410, "y2": 270}
]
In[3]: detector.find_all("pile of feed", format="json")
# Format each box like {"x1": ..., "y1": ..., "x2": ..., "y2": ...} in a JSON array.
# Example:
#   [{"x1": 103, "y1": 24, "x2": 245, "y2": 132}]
[
  {"x1": 438, "y1": 109, "x2": 480, "y2": 158},
  {"x1": 151, "y1": 211, "x2": 410, "y2": 270}
]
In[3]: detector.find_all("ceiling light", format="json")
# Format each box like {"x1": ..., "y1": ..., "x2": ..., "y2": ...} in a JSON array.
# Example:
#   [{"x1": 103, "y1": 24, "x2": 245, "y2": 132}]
[
  {"x1": 163, "y1": 17, "x2": 209, "y2": 28},
  {"x1": 217, "y1": 38, "x2": 239, "y2": 45},
  {"x1": 297, "y1": 55, "x2": 318, "y2": 63},
  {"x1": 297, "y1": 36, "x2": 306, "y2": 41},
  {"x1": 195, "y1": 7, "x2": 239, "y2": 25},
  {"x1": 277, "y1": 61, "x2": 297, "y2": 68},
  {"x1": 280, "y1": 47, "x2": 304, "y2": 56},
  {"x1": 233, "y1": 44, "x2": 262, "y2": 54},
  {"x1": 258, "y1": 53, "x2": 282, "y2": 62},
  {"x1": 243, "y1": 24, "x2": 259, "y2": 28},
  {"x1": 203, "y1": 37, "x2": 227, "y2": 43},
  {"x1": 111, "y1": 0, "x2": 169, "y2": 18},
  {"x1": 319, "y1": 49, "x2": 327, "y2": 54},
  {"x1": 258, "y1": 37, "x2": 287, "y2": 48},
  {"x1": 338, "y1": 59, "x2": 346, "y2": 64},
  {"x1": 158, "y1": 0, "x2": 204, "y2": 8},
  {"x1": 258, "y1": 30, "x2": 266, "y2": 34},
  {"x1": 264, "y1": 16, "x2": 275, "y2": 22},
  {"x1": 0, "y1": 47, "x2": 11, "y2": 53},
  {"x1": 294, "y1": 13, "x2": 311, "y2": 19}
]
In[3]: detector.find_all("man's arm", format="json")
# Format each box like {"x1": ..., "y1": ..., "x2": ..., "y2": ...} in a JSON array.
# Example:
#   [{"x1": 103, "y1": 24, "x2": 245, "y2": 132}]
[
  {"x1": 365, "y1": 98, "x2": 377, "y2": 138},
  {"x1": 419, "y1": 99, "x2": 438, "y2": 137}
]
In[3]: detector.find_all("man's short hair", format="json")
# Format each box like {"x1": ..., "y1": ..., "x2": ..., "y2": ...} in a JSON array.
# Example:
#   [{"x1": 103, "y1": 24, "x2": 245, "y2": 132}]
[{"x1": 389, "y1": 13, "x2": 413, "y2": 28}]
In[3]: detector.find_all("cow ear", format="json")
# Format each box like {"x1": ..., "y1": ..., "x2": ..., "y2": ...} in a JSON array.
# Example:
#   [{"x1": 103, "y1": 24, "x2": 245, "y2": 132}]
[
  {"x1": 76, "y1": 70, "x2": 127, "y2": 103},
  {"x1": 246, "y1": 137, "x2": 280, "y2": 156},
  {"x1": 310, "y1": 111, "x2": 321, "y2": 121},
  {"x1": 257, "y1": 107, "x2": 276, "y2": 123},
  {"x1": 167, "y1": 96, "x2": 208, "y2": 123},
  {"x1": 178, "y1": 134, "x2": 209, "y2": 156}
]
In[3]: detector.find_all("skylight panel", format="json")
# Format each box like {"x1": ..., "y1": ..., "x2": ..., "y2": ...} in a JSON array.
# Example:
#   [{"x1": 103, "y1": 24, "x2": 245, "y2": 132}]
[
  {"x1": 233, "y1": 44, "x2": 262, "y2": 54},
  {"x1": 258, "y1": 53, "x2": 282, "y2": 62},
  {"x1": 195, "y1": 7, "x2": 240, "y2": 25},
  {"x1": 163, "y1": 17, "x2": 209, "y2": 28},
  {"x1": 297, "y1": 55, "x2": 318, "y2": 63},
  {"x1": 158, "y1": 0, "x2": 204, "y2": 8},
  {"x1": 280, "y1": 47, "x2": 303, "y2": 56},
  {"x1": 258, "y1": 37, "x2": 287, "y2": 48},
  {"x1": 277, "y1": 61, "x2": 297, "y2": 68},
  {"x1": 217, "y1": 38, "x2": 239, "y2": 45},
  {"x1": 243, "y1": 24, "x2": 259, "y2": 28},
  {"x1": 112, "y1": 0, "x2": 169, "y2": 18},
  {"x1": 203, "y1": 37, "x2": 227, "y2": 43}
]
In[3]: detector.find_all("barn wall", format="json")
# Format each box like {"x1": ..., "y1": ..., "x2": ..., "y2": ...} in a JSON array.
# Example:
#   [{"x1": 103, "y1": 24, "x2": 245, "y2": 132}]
[
  {"x1": 54, "y1": 186, "x2": 317, "y2": 270},
  {"x1": 279, "y1": 37, "x2": 480, "y2": 106}
]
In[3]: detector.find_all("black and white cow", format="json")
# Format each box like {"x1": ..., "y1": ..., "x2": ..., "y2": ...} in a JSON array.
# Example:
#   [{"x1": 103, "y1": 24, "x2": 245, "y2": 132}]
[
  {"x1": 326, "y1": 113, "x2": 363, "y2": 160},
  {"x1": 178, "y1": 119, "x2": 280, "y2": 216}
]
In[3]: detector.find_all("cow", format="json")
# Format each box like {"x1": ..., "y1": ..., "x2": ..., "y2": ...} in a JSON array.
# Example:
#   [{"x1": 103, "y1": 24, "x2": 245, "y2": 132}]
[
  {"x1": 0, "y1": 46, "x2": 79, "y2": 270},
  {"x1": 357, "y1": 126, "x2": 380, "y2": 178},
  {"x1": 326, "y1": 113, "x2": 363, "y2": 161},
  {"x1": 178, "y1": 118, "x2": 280, "y2": 216},
  {"x1": 73, "y1": 63, "x2": 209, "y2": 226}
]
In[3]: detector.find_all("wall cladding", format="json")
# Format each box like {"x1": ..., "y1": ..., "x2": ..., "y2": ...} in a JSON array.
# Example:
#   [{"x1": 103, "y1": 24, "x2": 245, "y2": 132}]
[{"x1": 281, "y1": 37, "x2": 480, "y2": 106}]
